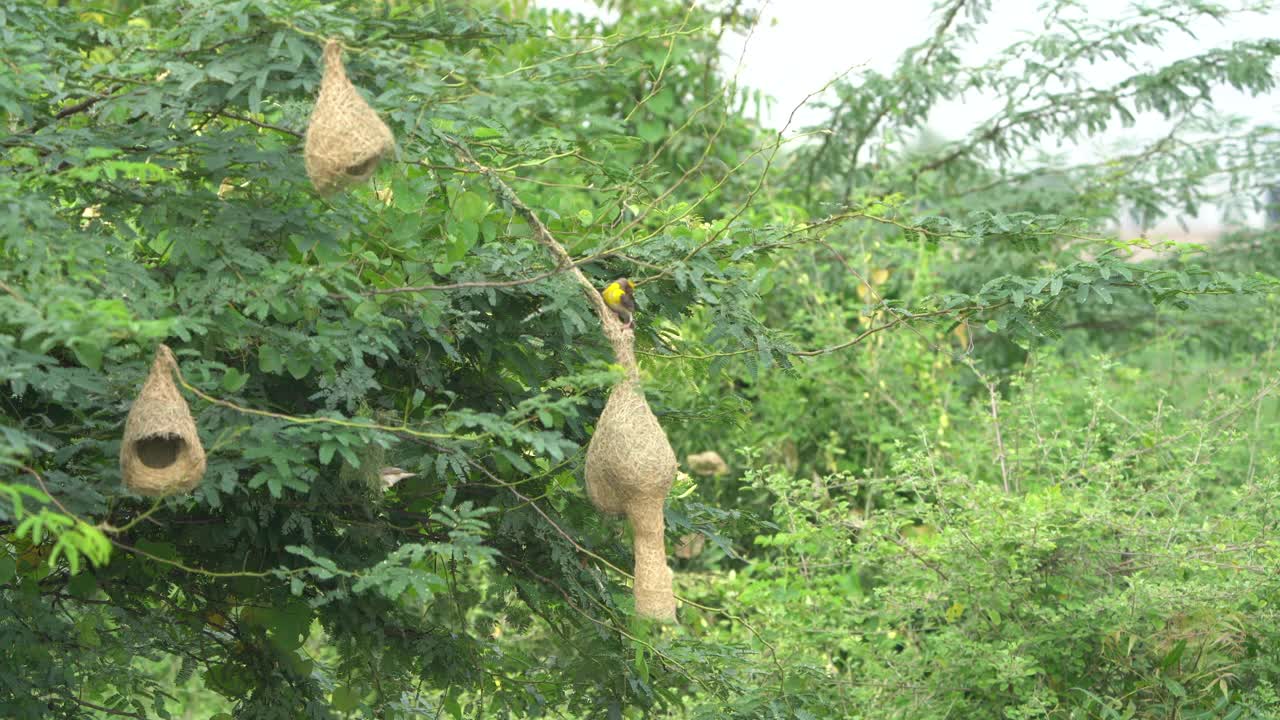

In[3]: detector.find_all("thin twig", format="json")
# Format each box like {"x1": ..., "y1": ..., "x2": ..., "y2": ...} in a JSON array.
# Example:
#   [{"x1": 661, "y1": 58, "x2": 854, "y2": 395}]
[
  {"x1": 109, "y1": 537, "x2": 288, "y2": 579},
  {"x1": 216, "y1": 110, "x2": 302, "y2": 137},
  {"x1": 884, "y1": 532, "x2": 951, "y2": 582},
  {"x1": 166, "y1": 358, "x2": 474, "y2": 442},
  {"x1": 638, "y1": 305, "x2": 989, "y2": 361},
  {"x1": 791, "y1": 306, "x2": 989, "y2": 357},
  {"x1": 354, "y1": 264, "x2": 574, "y2": 297},
  {"x1": 0, "y1": 281, "x2": 30, "y2": 303},
  {"x1": 441, "y1": 135, "x2": 614, "y2": 327},
  {"x1": 438, "y1": 442, "x2": 791, "y2": 695},
  {"x1": 51, "y1": 694, "x2": 147, "y2": 720},
  {"x1": 1080, "y1": 375, "x2": 1280, "y2": 477},
  {"x1": 100, "y1": 496, "x2": 165, "y2": 535},
  {"x1": 439, "y1": 444, "x2": 632, "y2": 579},
  {"x1": 960, "y1": 359, "x2": 1011, "y2": 493},
  {"x1": 20, "y1": 466, "x2": 78, "y2": 519},
  {"x1": 512, "y1": 560, "x2": 711, "y2": 693}
]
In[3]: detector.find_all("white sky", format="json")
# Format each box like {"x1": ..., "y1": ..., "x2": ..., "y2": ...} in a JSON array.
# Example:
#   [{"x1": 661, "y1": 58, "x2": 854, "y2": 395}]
[
  {"x1": 541, "y1": 1, "x2": 1280, "y2": 228},
  {"x1": 721, "y1": 2, "x2": 1280, "y2": 133}
]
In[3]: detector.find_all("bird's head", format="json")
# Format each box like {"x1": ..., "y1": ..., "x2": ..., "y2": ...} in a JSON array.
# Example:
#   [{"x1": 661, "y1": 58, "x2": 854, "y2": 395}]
[{"x1": 615, "y1": 278, "x2": 634, "y2": 293}]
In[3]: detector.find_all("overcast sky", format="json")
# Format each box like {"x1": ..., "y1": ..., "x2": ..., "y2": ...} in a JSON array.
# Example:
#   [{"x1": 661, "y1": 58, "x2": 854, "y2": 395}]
[
  {"x1": 541, "y1": 1, "x2": 1280, "y2": 228},
  {"x1": 727, "y1": 2, "x2": 1278, "y2": 133}
]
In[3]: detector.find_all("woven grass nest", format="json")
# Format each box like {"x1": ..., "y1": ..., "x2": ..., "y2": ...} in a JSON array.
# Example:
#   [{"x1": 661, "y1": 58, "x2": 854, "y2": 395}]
[
  {"x1": 584, "y1": 320, "x2": 679, "y2": 621},
  {"x1": 120, "y1": 344, "x2": 206, "y2": 497},
  {"x1": 304, "y1": 38, "x2": 395, "y2": 195}
]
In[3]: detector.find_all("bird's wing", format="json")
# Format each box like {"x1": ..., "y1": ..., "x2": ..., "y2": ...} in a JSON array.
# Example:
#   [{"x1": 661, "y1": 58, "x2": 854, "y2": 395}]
[{"x1": 620, "y1": 290, "x2": 636, "y2": 312}]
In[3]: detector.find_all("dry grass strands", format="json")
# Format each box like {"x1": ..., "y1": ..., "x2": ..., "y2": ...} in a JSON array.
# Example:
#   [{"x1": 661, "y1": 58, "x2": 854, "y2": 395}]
[
  {"x1": 304, "y1": 38, "x2": 395, "y2": 195},
  {"x1": 585, "y1": 321, "x2": 679, "y2": 621},
  {"x1": 120, "y1": 345, "x2": 206, "y2": 497}
]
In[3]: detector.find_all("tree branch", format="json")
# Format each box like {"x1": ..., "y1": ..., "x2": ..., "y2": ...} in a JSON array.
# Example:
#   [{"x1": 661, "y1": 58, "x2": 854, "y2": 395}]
[
  {"x1": 48, "y1": 695, "x2": 147, "y2": 720},
  {"x1": 838, "y1": 0, "x2": 970, "y2": 205},
  {"x1": 441, "y1": 135, "x2": 617, "y2": 330}
]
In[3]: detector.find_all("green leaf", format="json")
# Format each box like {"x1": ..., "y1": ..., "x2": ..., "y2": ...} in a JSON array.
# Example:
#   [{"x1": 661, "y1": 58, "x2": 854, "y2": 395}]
[
  {"x1": 71, "y1": 340, "x2": 103, "y2": 372},
  {"x1": 221, "y1": 368, "x2": 249, "y2": 392},
  {"x1": 634, "y1": 646, "x2": 649, "y2": 683},
  {"x1": 285, "y1": 354, "x2": 311, "y2": 380},
  {"x1": 637, "y1": 121, "x2": 664, "y2": 143},
  {"x1": 332, "y1": 684, "x2": 360, "y2": 712},
  {"x1": 258, "y1": 345, "x2": 283, "y2": 374},
  {"x1": 453, "y1": 191, "x2": 488, "y2": 224},
  {"x1": 135, "y1": 539, "x2": 177, "y2": 561},
  {"x1": 263, "y1": 600, "x2": 313, "y2": 651},
  {"x1": 67, "y1": 572, "x2": 96, "y2": 598},
  {"x1": 1160, "y1": 639, "x2": 1187, "y2": 670},
  {"x1": 1163, "y1": 676, "x2": 1187, "y2": 698},
  {"x1": 446, "y1": 232, "x2": 473, "y2": 261},
  {"x1": 444, "y1": 690, "x2": 463, "y2": 719}
]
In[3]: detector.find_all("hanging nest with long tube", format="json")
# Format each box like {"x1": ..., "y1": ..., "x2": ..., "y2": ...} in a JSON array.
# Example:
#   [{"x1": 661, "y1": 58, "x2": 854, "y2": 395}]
[
  {"x1": 584, "y1": 319, "x2": 679, "y2": 621},
  {"x1": 436, "y1": 139, "x2": 680, "y2": 621},
  {"x1": 304, "y1": 38, "x2": 395, "y2": 195},
  {"x1": 120, "y1": 344, "x2": 206, "y2": 497}
]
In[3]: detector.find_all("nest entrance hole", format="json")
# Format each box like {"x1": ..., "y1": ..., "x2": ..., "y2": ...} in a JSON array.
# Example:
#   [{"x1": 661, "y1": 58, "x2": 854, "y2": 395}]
[{"x1": 134, "y1": 435, "x2": 185, "y2": 469}]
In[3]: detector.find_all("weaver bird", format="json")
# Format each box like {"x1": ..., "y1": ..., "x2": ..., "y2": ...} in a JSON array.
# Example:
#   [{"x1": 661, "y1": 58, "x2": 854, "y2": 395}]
[
  {"x1": 378, "y1": 466, "x2": 416, "y2": 491},
  {"x1": 602, "y1": 278, "x2": 636, "y2": 328}
]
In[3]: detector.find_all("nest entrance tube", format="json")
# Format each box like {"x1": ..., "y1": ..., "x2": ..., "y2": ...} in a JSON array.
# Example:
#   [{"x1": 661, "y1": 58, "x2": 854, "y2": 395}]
[
  {"x1": 304, "y1": 38, "x2": 395, "y2": 195},
  {"x1": 584, "y1": 322, "x2": 679, "y2": 621},
  {"x1": 120, "y1": 344, "x2": 206, "y2": 497}
]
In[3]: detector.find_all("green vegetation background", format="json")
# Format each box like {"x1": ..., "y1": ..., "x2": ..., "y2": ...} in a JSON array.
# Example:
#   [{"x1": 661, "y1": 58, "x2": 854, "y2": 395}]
[{"x1": 3, "y1": 0, "x2": 1280, "y2": 718}]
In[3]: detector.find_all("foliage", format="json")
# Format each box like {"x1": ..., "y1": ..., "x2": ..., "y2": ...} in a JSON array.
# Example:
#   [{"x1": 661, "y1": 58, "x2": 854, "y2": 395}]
[
  {"x1": 679, "y1": 345, "x2": 1280, "y2": 719},
  {"x1": 2, "y1": 0, "x2": 1279, "y2": 718}
]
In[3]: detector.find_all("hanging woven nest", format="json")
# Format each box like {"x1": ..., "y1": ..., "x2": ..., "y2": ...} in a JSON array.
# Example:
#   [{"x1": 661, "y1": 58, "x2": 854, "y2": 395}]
[
  {"x1": 120, "y1": 345, "x2": 206, "y2": 497},
  {"x1": 304, "y1": 38, "x2": 395, "y2": 195},
  {"x1": 429, "y1": 147, "x2": 680, "y2": 620},
  {"x1": 584, "y1": 321, "x2": 679, "y2": 621},
  {"x1": 338, "y1": 439, "x2": 386, "y2": 494},
  {"x1": 686, "y1": 450, "x2": 728, "y2": 477}
]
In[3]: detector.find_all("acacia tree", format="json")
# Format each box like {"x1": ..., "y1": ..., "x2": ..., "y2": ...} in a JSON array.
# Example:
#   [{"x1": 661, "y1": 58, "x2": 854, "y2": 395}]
[
  {"x1": 1, "y1": 1, "x2": 772, "y2": 716},
  {"x1": 2, "y1": 0, "x2": 1279, "y2": 719}
]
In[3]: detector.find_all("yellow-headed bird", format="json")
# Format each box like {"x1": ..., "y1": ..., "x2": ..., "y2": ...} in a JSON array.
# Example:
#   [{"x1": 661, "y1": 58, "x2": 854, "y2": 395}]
[{"x1": 602, "y1": 278, "x2": 636, "y2": 328}]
